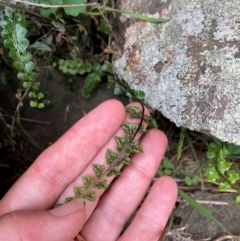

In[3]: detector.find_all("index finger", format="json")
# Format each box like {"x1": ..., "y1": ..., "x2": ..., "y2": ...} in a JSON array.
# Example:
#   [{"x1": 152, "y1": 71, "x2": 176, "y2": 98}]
[{"x1": 0, "y1": 100, "x2": 126, "y2": 215}]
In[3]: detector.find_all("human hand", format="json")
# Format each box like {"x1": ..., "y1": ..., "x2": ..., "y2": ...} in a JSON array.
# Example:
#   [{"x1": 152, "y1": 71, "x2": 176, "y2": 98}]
[{"x1": 0, "y1": 100, "x2": 177, "y2": 241}]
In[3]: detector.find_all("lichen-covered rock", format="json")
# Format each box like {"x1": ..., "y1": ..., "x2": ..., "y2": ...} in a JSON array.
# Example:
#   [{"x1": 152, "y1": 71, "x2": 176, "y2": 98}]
[{"x1": 113, "y1": 0, "x2": 240, "y2": 144}]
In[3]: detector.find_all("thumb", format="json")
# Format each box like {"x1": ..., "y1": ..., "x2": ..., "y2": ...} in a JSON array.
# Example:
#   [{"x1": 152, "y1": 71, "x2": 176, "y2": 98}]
[{"x1": 0, "y1": 199, "x2": 86, "y2": 241}]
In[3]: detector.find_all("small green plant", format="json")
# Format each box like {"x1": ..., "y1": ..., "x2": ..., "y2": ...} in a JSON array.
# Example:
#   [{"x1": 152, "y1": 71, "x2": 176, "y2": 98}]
[
  {"x1": 113, "y1": 80, "x2": 146, "y2": 103},
  {"x1": 54, "y1": 57, "x2": 113, "y2": 98},
  {"x1": 184, "y1": 175, "x2": 200, "y2": 186},
  {"x1": 157, "y1": 157, "x2": 174, "y2": 176},
  {"x1": 57, "y1": 105, "x2": 153, "y2": 204},
  {"x1": 204, "y1": 138, "x2": 240, "y2": 204},
  {"x1": 0, "y1": 7, "x2": 44, "y2": 108}
]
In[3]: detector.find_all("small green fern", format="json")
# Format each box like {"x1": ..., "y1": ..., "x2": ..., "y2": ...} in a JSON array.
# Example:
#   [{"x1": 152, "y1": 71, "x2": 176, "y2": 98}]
[
  {"x1": 0, "y1": 7, "x2": 44, "y2": 108},
  {"x1": 57, "y1": 105, "x2": 154, "y2": 204}
]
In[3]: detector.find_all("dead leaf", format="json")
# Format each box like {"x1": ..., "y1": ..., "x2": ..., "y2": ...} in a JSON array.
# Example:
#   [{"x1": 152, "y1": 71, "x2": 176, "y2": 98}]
[
  {"x1": 77, "y1": 24, "x2": 88, "y2": 35},
  {"x1": 55, "y1": 32, "x2": 63, "y2": 43},
  {"x1": 15, "y1": 89, "x2": 24, "y2": 107},
  {"x1": 104, "y1": 45, "x2": 114, "y2": 54},
  {"x1": 90, "y1": 15, "x2": 99, "y2": 25}
]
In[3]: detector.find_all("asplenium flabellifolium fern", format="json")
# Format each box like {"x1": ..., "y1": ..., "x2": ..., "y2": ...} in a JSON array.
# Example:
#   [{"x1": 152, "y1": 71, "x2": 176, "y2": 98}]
[
  {"x1": 0, "y1": 7, "x2": 44, "y2": 108},
  {"x1": 57, "y1": 105, "x2": 153, "y2": 204}
]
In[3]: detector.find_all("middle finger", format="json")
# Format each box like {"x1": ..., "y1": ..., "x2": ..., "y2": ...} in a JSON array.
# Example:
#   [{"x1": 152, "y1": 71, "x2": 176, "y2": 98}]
[{"x1": 81, "y1": 129, "x2": 167, "y2": 241}]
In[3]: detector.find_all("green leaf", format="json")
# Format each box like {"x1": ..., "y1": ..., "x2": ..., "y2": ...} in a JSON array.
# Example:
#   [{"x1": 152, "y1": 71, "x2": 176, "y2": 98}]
[
  {"x1": 65, "y1": 197, "x2": 74, "y2": 203},
  {"x1": 217, "y1": 161, "x2": 232, "y2": 174},
  {"x1": 40, "y1": 8, "x2": 58, "y2": 18},
  {"x1": 67, "y1": 68, "x2": 78, "y2": 75},
  {"x1": 185, "y1": 176, "x2": 192, "y2": 186},
  {"x1": 30, "y1": 101, "x2": 37, "y2": 107},
  {"x1": 66, "y1": 59, "x2": 78, "y2": 68},
  {"x1": 20, "y1": 53, "x2": 32, "y2": 64},
  {"x1": 228, "y1": 171, "x2": 239, "y2": 184},
  {"x1": 221, "y1": 143, "x2": 231, "y2": 157},
  {"x1": 18, "y1": 38, "x2": 29, "y2": 53},
  {"x1": 82, "y1": 175, "x2": 94, "y2": 190},
  {"x1": 82, "y1": 191, "x2": 96, "y2": 202},
  {"x1": 163, "y1": 169, "x2": 172, "y2": 175},
  {"x1": 92, "y1": 164, "x2": 105, "y2": 180},
  {"x1": 94, "y1": 180, "x2": 108, "y2": 189},
  {"x1": 204, "y1": 163, "x2": 220, "y2": 182},
  {"x1": 229, "y1": 143, "x2": 240, "y2": 154},
  {"x1": 218, "y1": 182, "x2": 231, "y2": 191},
  {"x1": 121, "y1": 155, "x2": 132, "y2": 165},
  {"x1": 132, "y1": 89, "x2": 145, "y2": 101},
  {"x1": 33, "y1": 82, "x2": 40, "y2": 90},
  {"x1": 106, "y1": 149, "x2": 118, "y2": 166},
  {"x1": 74, "y1": 186, "x2": 84, "y2": 198},
  {"x1": 235, "y1": 195, "x2": 240, "y2": 204},
  {"x1": 15, "y1": 11, "x2": 26, "y2": 26},
  {"x1": 38, "y1": 103, "x2": 45, "y2": 109},
  {"x1": 129, "y1": 140, "x2": 143, "y2": 154},
  {"x1": 28, "y1": 72, "x2": 38, "y2": 81},
  {"x1": 15, "y1": 24, "x2": 29, "y2": 53},
  {"x1": 115, "y1": 136, "x2": 128, "y2": 152},
  {"x1": 13, "y1": 60, "x2": 24, "y2": 71},
  {"x1": 0, "y1": 19, "x2": 10, "y2": 28},
  {"x1": 125, "y1": 106, "x2": 142, "y2": 119},
  {"x1": 162, "y1": 158, "x2": 174, "y2": 169},
  {"x1": 25, "y1": 61, "x2": 35, "y2": 73},
  {"x1": 206, "y1": 142, "x2": 219, "y2": 159},
  {"x1": 29, "y1": 91, "x2": 36, "y2": 98},
  {"x1": 192, "y1": 175, "x2": 200, "y2": 184},
  {"x1": 56, "y1": 21, "x2": 66, "y2": 32},
  {"x1": 121, "y1": 123, "x2": 139, "y2": 136},
  {"x1": 2, "y1": 25, "x2": 12, "y2": 37},
  {"x1": 62, "y1": 0, "x2": 87, "y2": 17},
  {"x1": 23, "y1": 81, "x2": 32, "y2": 88},
  {"x1": 97, "y1": 19, "x2": 111, "y2": 35},
  {"x1": 18, "y1": 72, "x2": 29, "y2": 81},
  {"x1": 37, "y1": 92, "x2": 44, "y2": 99},
  {"x1": 30, "y1": 41, "x2": 51, "y2": 53},
  {"x1": 9, "y1": 49, "x2": 18, "y2": 59},
  {"x1": 113, "y1": 83, "x2": 127, "y2": 95},
  {"x1": 106, "y1": 166, "x2": 121, "y2": 177},
  {"x1": 144, "y1": 115, "x2": 158, "y2": 128},
  {"x1": 58, "y1": 59, "x2": 65, "y2": 66},
  {"x1": 82, "y1": 72, "x2": 101, "y2": 98},
  {"x1": 4, "y1": 39, "x2": 14, "y2": 49},
  {"x1": 100, "y1": 61, "x2": 113, "y2": 73},
  {"x1": 4, "y1": 7, "x2": 14, "y2": 19}
]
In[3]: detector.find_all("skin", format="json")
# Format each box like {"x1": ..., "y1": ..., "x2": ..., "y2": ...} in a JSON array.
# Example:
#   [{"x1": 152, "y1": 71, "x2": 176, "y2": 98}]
[{"x1": 0, "y1": 99, "x2": 178, "y2": 241}]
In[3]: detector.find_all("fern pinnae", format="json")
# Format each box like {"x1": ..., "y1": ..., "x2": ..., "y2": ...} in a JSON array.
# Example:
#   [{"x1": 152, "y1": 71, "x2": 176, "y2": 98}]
[
  {"x1": 105, "y1": 103, "x2": 145, "y2": 175},
  {"x1": 59, "y1": 103, "x2": 149, "y2": 204}
]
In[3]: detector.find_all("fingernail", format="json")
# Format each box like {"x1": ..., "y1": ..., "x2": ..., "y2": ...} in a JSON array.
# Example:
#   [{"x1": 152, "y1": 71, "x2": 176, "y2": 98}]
[{"x1": 49, "y1": 199, "x2": 85, "y2": 217}]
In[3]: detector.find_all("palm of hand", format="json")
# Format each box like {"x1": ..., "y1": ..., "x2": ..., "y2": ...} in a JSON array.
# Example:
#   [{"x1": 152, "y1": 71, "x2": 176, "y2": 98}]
[{"x1": 0, "y1": 100, "x2": 177, "y2": 241}]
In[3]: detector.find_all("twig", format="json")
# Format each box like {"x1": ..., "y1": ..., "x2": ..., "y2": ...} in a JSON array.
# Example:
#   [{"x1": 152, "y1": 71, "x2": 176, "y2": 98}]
[
  {"x1": 2, "y1": 114, "x2": 50, "y2": 125},
  {"x1": 10, "y1": 0, "x2": 98, "y2": 8},
  {"x1": 0, "y1": 2, "x2": 41, "y2": 17},
  {"x1": 177, "y1": 199, "x2": 229, "y2": 206},
  {"x1": 212, "y1": 235, "x2": 240, "y2": 241}
]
